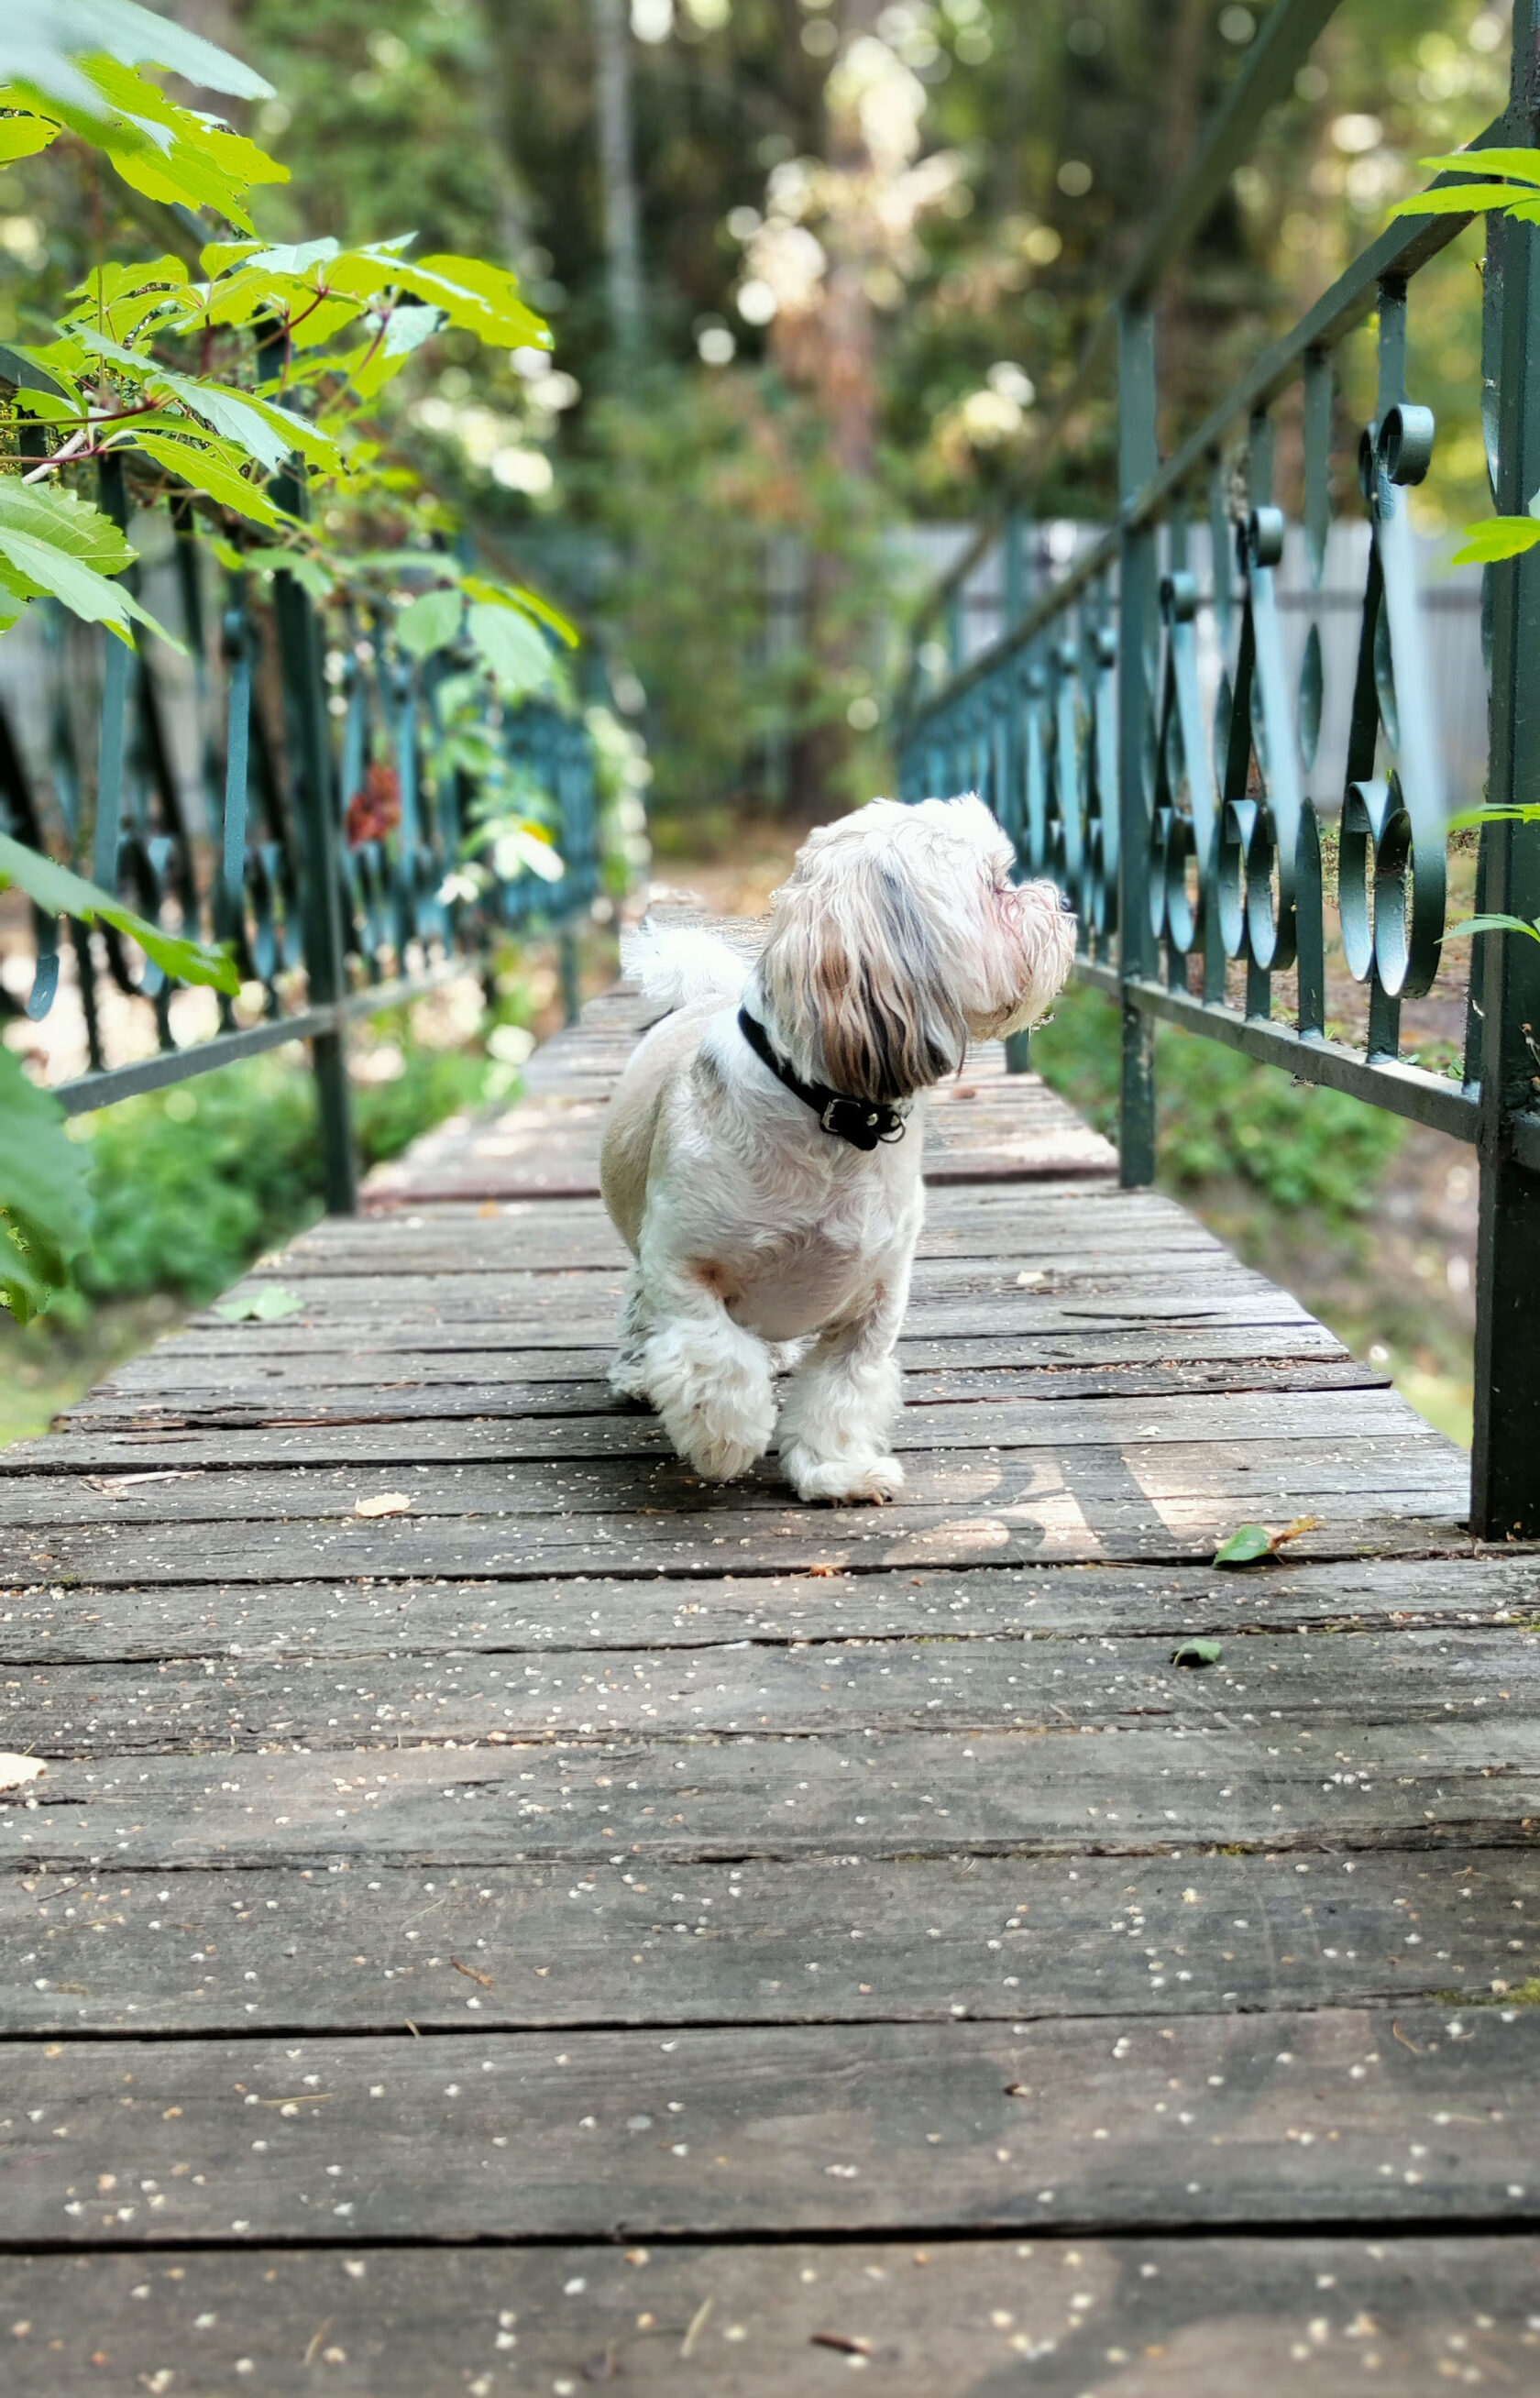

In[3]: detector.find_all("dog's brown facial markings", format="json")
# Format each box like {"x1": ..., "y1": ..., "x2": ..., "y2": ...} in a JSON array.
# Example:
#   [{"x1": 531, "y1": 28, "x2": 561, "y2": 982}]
[{"x1": 691, "y1": 1260, "x2": 732, "y2": 1300}]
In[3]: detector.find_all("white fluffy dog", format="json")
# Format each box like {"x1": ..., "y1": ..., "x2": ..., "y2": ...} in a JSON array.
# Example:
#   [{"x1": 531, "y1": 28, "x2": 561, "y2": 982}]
[{"x1": 600, "y1": 795, "x2": 1077, "y2": 1502}]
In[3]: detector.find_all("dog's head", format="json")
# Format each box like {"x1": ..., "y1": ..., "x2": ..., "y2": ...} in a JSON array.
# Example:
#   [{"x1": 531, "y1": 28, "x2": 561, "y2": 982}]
[{"x1": 754, "y1": 792, "x2": 1077, "y2": 1102}]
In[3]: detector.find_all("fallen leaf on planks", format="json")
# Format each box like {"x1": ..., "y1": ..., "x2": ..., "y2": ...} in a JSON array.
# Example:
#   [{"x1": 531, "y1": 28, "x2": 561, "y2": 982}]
[
  {"x1": 451, "y1": 1956, "x2": 495, "y2": 1990},
  {"x1": 1213, "y1": 1515, "x2": 1322, "y2": 1567},
  {"x1": 214, "y1": 1285, "x2": 305, "y2": 1323},
  {"x1": 0, "y1": 1754, "x2": 45, "y2": 1792},
  {"x1": 355, "y1": 1491, "x2": 412, "y2": 1518}
]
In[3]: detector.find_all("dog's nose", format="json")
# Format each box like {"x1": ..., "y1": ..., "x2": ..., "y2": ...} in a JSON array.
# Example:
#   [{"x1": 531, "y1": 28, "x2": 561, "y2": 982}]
[{"x1": 1058, "y1": 887, "x2": 1075, "y2": 915}]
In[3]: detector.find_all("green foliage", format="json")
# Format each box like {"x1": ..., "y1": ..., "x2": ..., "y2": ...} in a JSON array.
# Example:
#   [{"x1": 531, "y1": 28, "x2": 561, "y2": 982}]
[
  {"x1": 1452, "y1": 518, "x2": 1540, "y2": 565},
  {"x1": 1446, "y1": 911, "x2": 1540, "y2": 944},
  {"x1": 1212, "y1": 1527, "x2": 1272, "y2": 1568},
  {"x1": 213, "y1": 1284, "x2": 302, "y2": 1321},
  {"x1": 350, "y1": 1037, "x2": 494, "y2": 1166},
  {"x1": 1029, "y1": 981, "x2": 1405, "y2": 1229},
  {"x1": 1392, "y1": 150, "x2": 1540, "y2": 224},
  {"x1": 0, "y1": 480, "x2": 179, "y2": 645},
  {"x1": 0, "y1": 830, "x2": 236, "y2": 990},
  {"x1": 3, "y1": 3, "x2": 285, "y2": 230},
  {"x1": 584, "y1": 363, "x2": 904, "y2": 818},
  {"x1": 0, "y1": 1047, "x2": 93, "y2": 1323},
  {"x1": 0, "y1": 826, "x2": 236, "y2": 1321},
  {"x1": 58, "y1": 1034, "x2": 497, "y2": 1319},
  {"x1": 1, "y1": 7, "x2": 565, "y2": 692}
]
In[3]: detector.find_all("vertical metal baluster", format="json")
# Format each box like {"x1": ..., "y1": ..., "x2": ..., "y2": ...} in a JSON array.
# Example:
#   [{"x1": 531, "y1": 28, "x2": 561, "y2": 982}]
[
  {"x1": 1203, "y1": 454, "x2": 1232, "y2": 1004},
  {"x1": 1002, "y1": 512, "x2": 1039, "y2": 1066},
  {"x1": 269, "y1": 438, "x2": 358, "y2": 1216},
  {"x1": 1003, "y1": 508, "x2": 1036, "y2": 1066},
  {"x1": 218, "y1": 573, "x2": 252, "y2": 1031},
  {"x1": 1116, "y1": 302, "x2": 1159, "y2": 1188},
  {"x1": 946, "y1": 582, "x2": 965, "y2": 683},
  {"x1": 1471, "y1": 0, "x2": 1540, "y2": 1538},
  {"x1": 1244, "y1": 412, "x2": 1276, "y2": 1024},
  {"x1": 1297, "y1": 348, "x2": 1332, "y2": 1040},
  {"x1": 1365, "y1": 284, "x2": 1408, "y2": 1061}
]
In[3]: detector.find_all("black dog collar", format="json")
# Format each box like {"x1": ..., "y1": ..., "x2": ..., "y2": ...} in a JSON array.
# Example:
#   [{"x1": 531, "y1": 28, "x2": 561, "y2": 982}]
[{"x1": 737, "y1": 1007, "x2": 907, "y2": 1152}]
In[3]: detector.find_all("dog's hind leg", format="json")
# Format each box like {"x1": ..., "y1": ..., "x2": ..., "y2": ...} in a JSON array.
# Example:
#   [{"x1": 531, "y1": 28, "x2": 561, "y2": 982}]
[
  {"x1": 777, "y1": 1281, "x2": 907, "y2": 1504},
  {"x1": 609, "y1": 1268, "x2": 656, "y2": 1405}
]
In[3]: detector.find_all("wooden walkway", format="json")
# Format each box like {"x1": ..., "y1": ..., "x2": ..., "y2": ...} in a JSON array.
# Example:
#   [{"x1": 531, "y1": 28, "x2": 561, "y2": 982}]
[{"x1": 3, "y1": 962, "x2": 1540, "y2": 2393}]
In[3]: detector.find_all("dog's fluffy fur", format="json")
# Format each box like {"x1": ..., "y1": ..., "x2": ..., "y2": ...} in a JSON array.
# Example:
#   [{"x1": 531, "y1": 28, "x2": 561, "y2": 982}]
[{"x1": 600, "y1": 795, "x2": 1077, "y2": 1502}]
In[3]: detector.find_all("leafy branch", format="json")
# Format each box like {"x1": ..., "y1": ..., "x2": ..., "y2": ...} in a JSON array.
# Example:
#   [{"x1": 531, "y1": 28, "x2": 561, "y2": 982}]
[
  {"x1": 0, "y1": 829, "x2": 237, "y2": 1325},
  {"x1": 0, "y1": 1, "x2": 600, "y2": 1328},
  {"x1": 3, "y1": 7, "x2": 564, "y2": 683},
  {"x1": 1393, "y1": 150, "x2": 1540, "y2": 566}
]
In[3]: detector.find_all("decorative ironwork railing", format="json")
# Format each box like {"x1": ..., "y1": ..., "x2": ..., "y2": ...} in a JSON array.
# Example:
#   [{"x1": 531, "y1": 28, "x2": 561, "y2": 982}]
[
  {"x1": 0, "y1": 479, "x2": 606, "y2": 1214},
  {"x1": 896, "y1": 0, "x2": 1540, "y2": 1540}
]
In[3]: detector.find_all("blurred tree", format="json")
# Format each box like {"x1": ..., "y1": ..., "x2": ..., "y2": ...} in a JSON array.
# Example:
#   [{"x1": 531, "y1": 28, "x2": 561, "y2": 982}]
[{"x1": 170, "y1": 0, "x2": 1510, "y2": 824}]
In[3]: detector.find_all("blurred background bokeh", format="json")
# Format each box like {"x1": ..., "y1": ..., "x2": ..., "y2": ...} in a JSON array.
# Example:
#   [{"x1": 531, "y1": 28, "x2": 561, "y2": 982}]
[{"x1": 1, "y1": 0, "x2": 1512, "y2": 1443}]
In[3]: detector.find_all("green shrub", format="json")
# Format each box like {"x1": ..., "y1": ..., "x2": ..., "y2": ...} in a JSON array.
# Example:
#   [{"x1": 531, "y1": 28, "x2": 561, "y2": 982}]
[
  {"x1": 1028, "y1": 981, "x2": 1404, "y2": 1229},
  {"x1": 60, "y1": 1037, "x2": 497, "y2": 1317}
]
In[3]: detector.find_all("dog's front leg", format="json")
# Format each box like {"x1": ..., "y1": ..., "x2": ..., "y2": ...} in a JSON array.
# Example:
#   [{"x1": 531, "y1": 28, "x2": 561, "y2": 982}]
[
  {"x1": 633, "y1": 1248, "x2": 776, "y2": 1482},
  {"x1": 777, "y1": 1279, "x2": 907, "y2": 1505}
]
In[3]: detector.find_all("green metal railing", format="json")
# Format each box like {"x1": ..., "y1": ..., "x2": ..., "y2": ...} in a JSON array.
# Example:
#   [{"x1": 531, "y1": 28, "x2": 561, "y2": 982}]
[
  {"x1": 0, "y1": 481, "x2": 604, "y2": 1216},
  {"x1": 896, "y1": 0, "x2": 1540, "y2": 1540}
]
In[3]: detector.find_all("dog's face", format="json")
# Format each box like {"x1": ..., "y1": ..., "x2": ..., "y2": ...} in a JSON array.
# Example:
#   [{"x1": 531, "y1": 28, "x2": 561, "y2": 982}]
[{"x1": 756, "y1": 792, "x2": 1078, "y2": 1101}]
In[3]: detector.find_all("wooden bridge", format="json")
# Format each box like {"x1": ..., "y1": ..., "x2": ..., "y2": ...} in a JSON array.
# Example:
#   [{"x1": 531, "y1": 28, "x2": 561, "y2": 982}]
[{"x1": 3, "y1": 957, "x2": 1539, "y2": 2393}]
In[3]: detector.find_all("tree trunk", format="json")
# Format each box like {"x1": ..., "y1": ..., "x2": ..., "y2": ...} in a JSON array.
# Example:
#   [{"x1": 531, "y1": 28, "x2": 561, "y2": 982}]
[{"x1": 592, "y1": 0, "x2": 644, "y2": 357}]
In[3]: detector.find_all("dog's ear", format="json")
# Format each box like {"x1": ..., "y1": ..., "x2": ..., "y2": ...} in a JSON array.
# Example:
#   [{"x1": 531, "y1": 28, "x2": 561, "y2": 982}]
[{"x1": 759, "y1": 838, "x2": 968, "y2": 1100}]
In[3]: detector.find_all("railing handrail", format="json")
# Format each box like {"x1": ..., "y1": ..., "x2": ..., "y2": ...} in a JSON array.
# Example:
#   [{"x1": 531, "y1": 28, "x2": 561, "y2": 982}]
[
  {"x1": 902, "y1": 1, "x2": 1516, "y2": 672},
  {"x1": 896, "y1": 1, "x2": 1540, "y2": 1543},
  {"x1": 0, "y1": 500, "x2": 612, "y2": 1187}
]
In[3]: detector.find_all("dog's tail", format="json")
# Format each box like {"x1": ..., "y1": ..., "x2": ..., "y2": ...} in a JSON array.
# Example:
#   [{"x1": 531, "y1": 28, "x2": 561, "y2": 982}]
[{"x1": 621, "y1": 919, "x2": 750, "y2": 1013}]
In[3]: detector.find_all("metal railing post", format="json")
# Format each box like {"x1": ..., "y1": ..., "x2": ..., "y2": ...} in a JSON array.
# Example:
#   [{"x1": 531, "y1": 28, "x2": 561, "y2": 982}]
[
  {"x1": 272, "y1": 534, "x2": 359, "y2": 1216},
  {"x1": 1003, "y1": 509, "x2": 1033, "y2": 1074},
  {"x1": 1116, "y1": 302, "x2": 1159, "y2": 1187},
  {"x1": 1471, "y1": 0, "x2": 1540, "y2": 1538}
]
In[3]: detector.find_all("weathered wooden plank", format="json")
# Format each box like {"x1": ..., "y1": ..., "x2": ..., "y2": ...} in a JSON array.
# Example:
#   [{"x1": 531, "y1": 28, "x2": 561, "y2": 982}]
[
  {"x1": 8, "y1": 1388, "x2": 1424, "y2": 1475},
  {"x1": 90, "y1": 1321, "x2": 1358, "y2": 1404},
  {"x1": 101, "y1": 1318, "x2": 1343, "y2": 1391},
  {"x1": 282, "y1": 1216, "x2": 1218, "y2": 1276},
  {"x1": 5, "y1": 1555, "x2": 1532, "y2": 1666},
  {"x1": 2, "y1": 2008, "x2": 1535, "y2": 2245},
  {"x1": 5, "y1": 1721, "x2": 1534, "y2": 1870},
  {"x1": 5, "y1": 1847, "x2": 1534, "y2": 2034},
  {"x1": 262, "y1": 1248, "x2": 1259, "y2": 1296},
  {"x1": 365, "y1": 1077, "x2": 1120, "y2": 1204},
  {"x1": 286, "y1": 1193, "x2": 1214, "y2": 1275},
  {"x1": 0, "y1": 1434, "x2": 1464, "y2": 1530},
  {"x1": 5, "y1": 2235, "x2": 1537, "y2": 2397},
  {"x1": 145, "y1": 1282, "x2": 1310, "y2": 1361},
  {"x1": 2, "y1": 1493, "x2": 1474, "y2": 1590},
  {"x1": 11, "y1": 1624, "x2": 1535, "y2": 1754},
  {"x1": 58, "y1": 1354, "x2": 1387, "y2": 1433},
  {"x1": 190, "y1": 1253, "x2": 1267, "y2": 1333}
]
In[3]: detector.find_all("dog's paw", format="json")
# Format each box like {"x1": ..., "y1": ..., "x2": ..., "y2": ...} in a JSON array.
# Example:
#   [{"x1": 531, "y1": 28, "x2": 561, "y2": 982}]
[
  {"x1": 608, "y1": 1354, "x2": 654, "y2": 1408},
  {"x1": 682, "y1": 1427, "x2": 766, "y2": 1482},
  {"x1": 784, "y1": 1447, "x2": 905, "y2": 1505}
]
